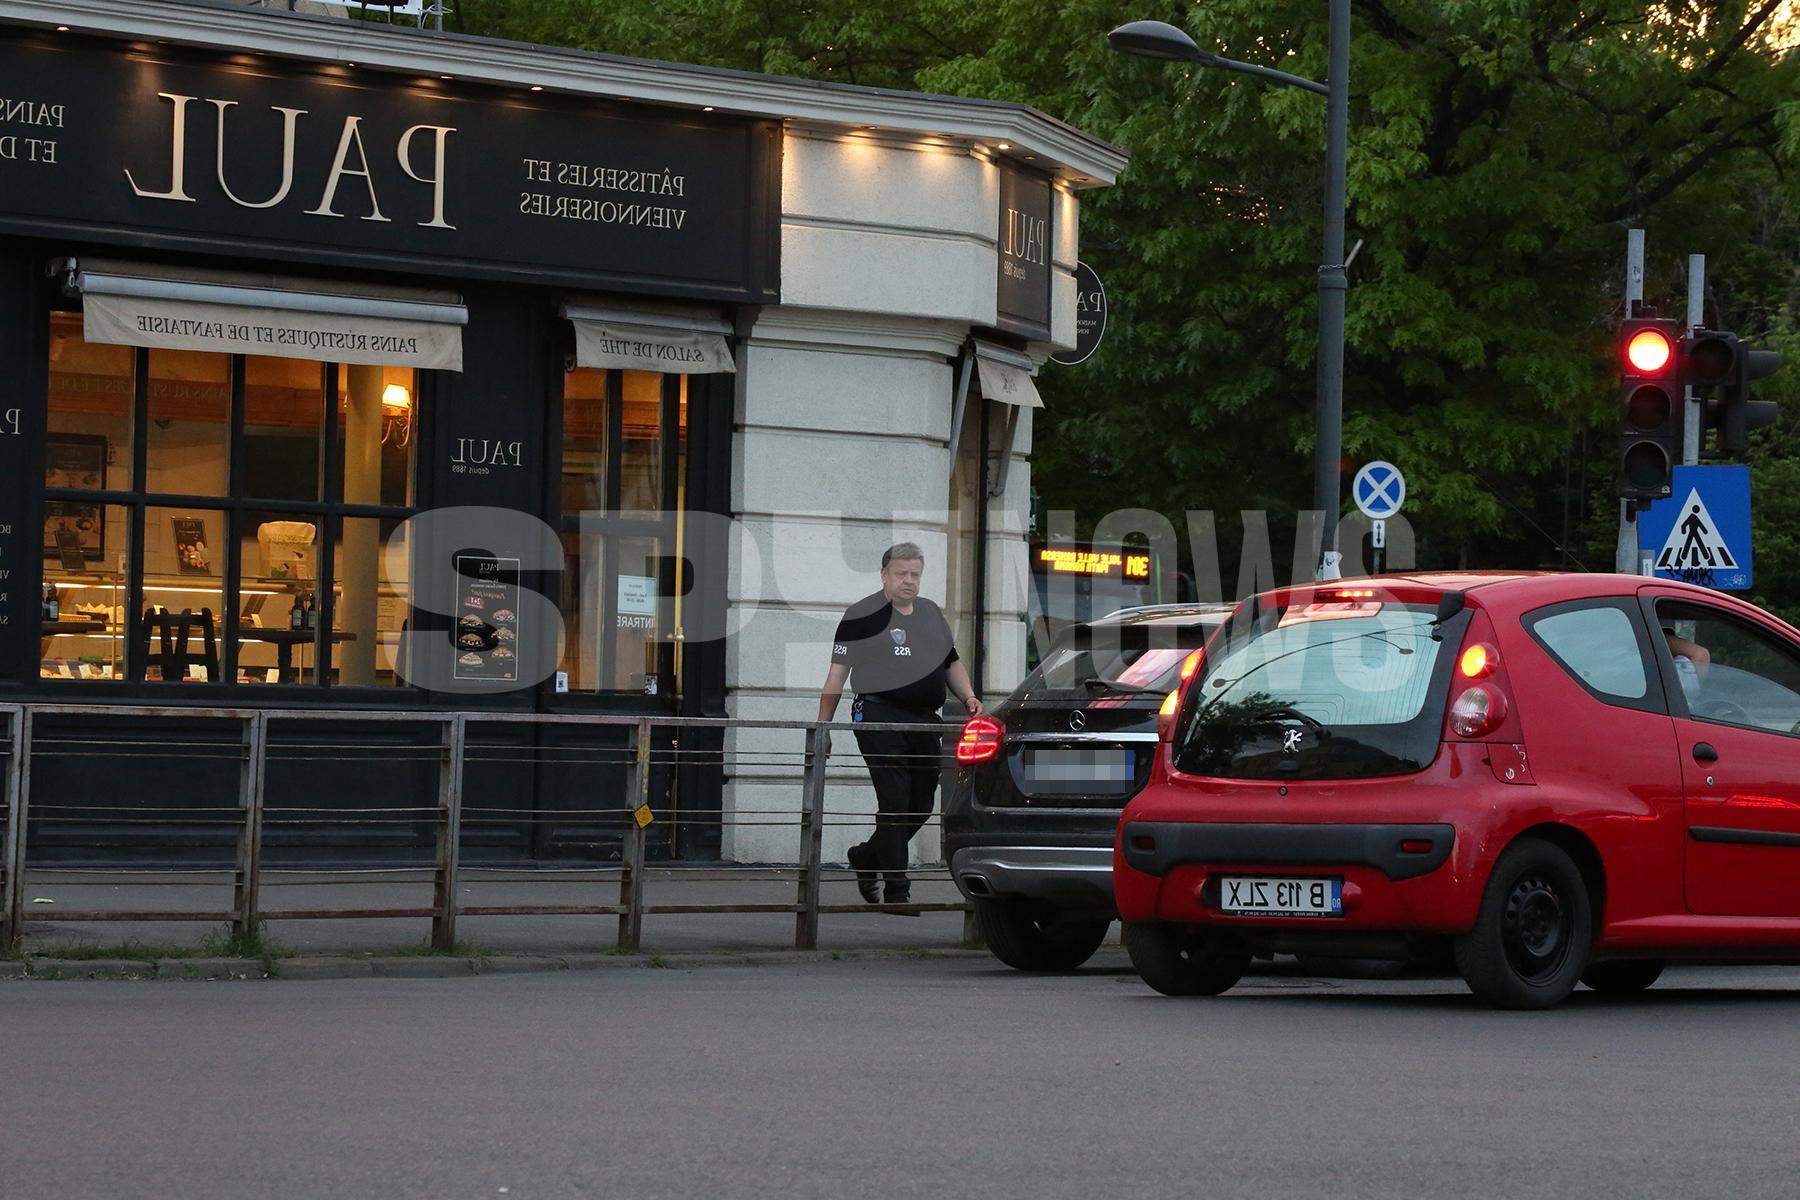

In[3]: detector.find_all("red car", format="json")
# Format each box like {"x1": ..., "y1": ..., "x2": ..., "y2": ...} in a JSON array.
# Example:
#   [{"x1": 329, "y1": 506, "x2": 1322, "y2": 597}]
[{"x1": 1114, "y1": 572, "x2": 1800, "y2": 1009}]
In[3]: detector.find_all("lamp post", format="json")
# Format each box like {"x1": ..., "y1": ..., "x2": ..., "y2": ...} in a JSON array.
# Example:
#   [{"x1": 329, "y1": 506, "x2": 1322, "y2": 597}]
[{"x1": 1109, "y1": 7, "x2": 1352, "y2": 581}]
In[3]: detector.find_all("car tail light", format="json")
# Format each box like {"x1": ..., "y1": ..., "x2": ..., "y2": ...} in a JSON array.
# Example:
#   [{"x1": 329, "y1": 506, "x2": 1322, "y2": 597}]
[
  {"x1": 955, "y1": 714, "x2": 1005, "y2": 764},
  {"x1": 1459, "y1": 642, "x2": 1498, "y2": 679},
  {"x1": 1179, "y1": 649, "x2": 1203, "y2": 682},
  {"x1": 1449, "y1": 684, "x2": 1508, "y2": 738}
]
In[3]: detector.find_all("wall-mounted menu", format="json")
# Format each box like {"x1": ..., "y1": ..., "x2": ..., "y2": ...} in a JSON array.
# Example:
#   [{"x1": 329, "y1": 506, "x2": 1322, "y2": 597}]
[{"x1": 452, "y1": 553, "x2": 521, "y2": 683}]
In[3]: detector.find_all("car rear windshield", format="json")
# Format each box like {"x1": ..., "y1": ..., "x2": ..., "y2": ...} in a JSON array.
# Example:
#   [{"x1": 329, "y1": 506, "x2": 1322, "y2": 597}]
[
  {"x1": 1172, "y1": 600, "x2": 1456, "y2": 780},
  {"x1": 1020, "y1": 625, "x2": 1216, "y2": 700}
]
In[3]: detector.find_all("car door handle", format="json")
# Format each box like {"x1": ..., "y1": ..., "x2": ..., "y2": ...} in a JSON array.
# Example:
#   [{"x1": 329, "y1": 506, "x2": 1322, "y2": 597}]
[{"x1": 1692, "y1": 742, "x2": 1719, "y2": 764}]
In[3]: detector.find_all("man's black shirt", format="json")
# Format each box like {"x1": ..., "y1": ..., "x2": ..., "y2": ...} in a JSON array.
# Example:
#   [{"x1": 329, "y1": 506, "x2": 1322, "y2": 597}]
[{"x1": 832, "y1": 591, "x2": 959, "y2": 714}]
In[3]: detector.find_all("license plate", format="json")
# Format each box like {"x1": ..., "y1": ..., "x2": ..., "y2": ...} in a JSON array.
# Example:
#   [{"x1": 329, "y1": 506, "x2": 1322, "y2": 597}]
[
  {"x1": 1218, "y1": 875, "x2": 1343, "y2": 917},
  {"x1": 1026, "y1": 748, "x2": 1135, "y2": 782}
]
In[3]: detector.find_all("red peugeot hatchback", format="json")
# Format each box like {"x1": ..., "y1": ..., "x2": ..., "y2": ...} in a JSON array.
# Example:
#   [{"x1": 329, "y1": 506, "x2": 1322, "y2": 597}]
[{"x1": 1115, "y1": 572, "x2": 1800, "y2": 1008}]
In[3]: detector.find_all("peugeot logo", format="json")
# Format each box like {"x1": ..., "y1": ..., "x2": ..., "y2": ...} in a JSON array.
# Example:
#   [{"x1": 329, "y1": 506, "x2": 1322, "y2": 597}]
[
  {"x1": 1283, "y1": 729, "x2": 1303, "y2": 753},
  {"x1": 1069, "y1": 710, "x2": 1087, "y2": 731}
]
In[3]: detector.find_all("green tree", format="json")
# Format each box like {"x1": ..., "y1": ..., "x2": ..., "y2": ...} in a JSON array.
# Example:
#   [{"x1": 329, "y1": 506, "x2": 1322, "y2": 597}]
[{"x1": 459, "y1": 0, "x2": 1799, "y2": 596}]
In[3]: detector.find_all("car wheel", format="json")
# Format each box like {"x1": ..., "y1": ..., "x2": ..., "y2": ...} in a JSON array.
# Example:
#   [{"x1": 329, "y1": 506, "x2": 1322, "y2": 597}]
[
  {"x1": 1122, "y1": 922, "x2": 1249, "y2": 997},
  {"x1": 1580, "y1": 960, "x2": 1665, "y2": 996},
  {"x1": 973, "y1": 899, "x2": 1111, "y2": 972},
  {"x1": 1453, "y1": 838, "x2": 1593, "y2": 1010}
]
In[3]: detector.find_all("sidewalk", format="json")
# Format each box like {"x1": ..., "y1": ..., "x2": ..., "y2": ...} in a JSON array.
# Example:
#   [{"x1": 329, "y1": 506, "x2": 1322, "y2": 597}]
[{"x1": 10, "y1": 865, "x2": 983, "y2": 958}]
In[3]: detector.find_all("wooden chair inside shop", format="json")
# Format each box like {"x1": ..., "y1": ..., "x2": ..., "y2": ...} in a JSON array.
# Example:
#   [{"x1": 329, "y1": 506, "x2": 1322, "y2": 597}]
[{"x1": 140, "y1": 608, "x2": 221, "y2": 683}]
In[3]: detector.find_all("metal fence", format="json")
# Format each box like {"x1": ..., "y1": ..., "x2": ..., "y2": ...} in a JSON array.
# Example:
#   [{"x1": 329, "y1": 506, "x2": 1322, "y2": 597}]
[{"x1": 0, "y1": 703, "x2": 973, "y2": 954}]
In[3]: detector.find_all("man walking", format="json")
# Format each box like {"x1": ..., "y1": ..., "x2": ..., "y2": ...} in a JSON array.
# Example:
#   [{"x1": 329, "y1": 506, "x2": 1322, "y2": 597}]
[{"x1": 817, "y1": 542, "x2": 981, "y2": 907}]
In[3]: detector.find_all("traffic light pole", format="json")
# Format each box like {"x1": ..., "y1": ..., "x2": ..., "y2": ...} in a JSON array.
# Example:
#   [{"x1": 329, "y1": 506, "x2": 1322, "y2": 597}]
[
  {"x1": 1312, "y1": 0, "x2": 1351, "y2": 582},
  {"x1": 1684, "y1": 254, "x2": 1705, "y2": 466},
  {"x1": 1616, "y1": 229, "x2": 1645, "y2": 575}
]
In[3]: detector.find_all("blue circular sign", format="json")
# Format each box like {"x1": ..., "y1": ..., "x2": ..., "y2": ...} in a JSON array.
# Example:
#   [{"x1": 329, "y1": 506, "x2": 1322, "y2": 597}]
[{"x1": 1352, "y1": 461, "x2": 1406, "y2": 520}]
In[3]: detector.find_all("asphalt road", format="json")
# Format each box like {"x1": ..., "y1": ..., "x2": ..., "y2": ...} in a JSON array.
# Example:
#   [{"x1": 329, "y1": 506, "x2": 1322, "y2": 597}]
[{"x1": 3, "y1": 956, "x2": 1798, "y2": 1200}]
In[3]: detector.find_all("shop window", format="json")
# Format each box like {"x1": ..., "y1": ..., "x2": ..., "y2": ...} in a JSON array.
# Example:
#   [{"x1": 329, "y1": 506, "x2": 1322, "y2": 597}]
[
  {"x1": 556, "y1": 369, "x2": 686, "y2": 696},
  {"x1": 46, "y1": 310, "x2": 134, "y2": 491},
  {"x1": 37, "y1": 311, "x2": 422, "y2": 689},
  {"x1": 146, "y1": 350, "x2": 230, "y2": 497},
  {"x1": 40, "y1": 502, "x2": 129, "y2": 681}
]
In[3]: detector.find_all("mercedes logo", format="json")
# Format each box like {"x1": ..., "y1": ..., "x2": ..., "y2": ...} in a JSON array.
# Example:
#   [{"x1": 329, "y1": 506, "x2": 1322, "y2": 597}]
[{"x1": 1069, "y1": 710, "x2": 1087, "y2": 731}]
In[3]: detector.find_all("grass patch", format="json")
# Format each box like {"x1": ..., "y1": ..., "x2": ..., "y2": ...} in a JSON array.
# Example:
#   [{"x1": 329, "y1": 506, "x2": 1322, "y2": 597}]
[
  {"x1": 199, "y1": 924, "x2": 291, "y2": 961},
  {"x1": 379, "y1": 938, "x2": 485, "y2": 958},
  {"x1": 26, "y1": 940, "x2": 191, "y2": 962},
  {"x1": 25, "y1": 924, "x2": 289, "y2": 967}
]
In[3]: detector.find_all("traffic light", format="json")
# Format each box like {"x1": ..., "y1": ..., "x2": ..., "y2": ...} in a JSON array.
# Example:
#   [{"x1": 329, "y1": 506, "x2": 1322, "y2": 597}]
[
  {"x1": 1617, "y1": 317, "x2": 1682, "y2": 501},
  {"x1": 1686, "y1": 331, "x2": 1784, "y2": 455}
]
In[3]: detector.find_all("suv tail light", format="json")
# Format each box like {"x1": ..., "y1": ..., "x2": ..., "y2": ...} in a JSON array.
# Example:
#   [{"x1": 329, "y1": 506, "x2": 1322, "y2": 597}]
[{"x1": 955, "y1": 714, "x2": 1005, "y2": 764}]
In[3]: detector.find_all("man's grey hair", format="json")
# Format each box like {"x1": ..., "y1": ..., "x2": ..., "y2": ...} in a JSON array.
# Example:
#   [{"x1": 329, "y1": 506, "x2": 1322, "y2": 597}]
[{"x1": 881, "y1": 541, "x2": 925, "y2": 569}]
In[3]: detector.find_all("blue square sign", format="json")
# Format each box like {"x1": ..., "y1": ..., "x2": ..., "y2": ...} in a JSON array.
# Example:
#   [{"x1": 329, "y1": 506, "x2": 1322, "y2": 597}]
[{"x1": 1639, "y1": 465, "x2": 1752, "y2": 590}]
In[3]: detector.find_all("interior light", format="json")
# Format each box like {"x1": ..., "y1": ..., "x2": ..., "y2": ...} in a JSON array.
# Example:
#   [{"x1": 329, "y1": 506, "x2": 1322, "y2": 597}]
[
  {"x1": 530, "y1": 85, "x2": 544, "y2": 92},
  {"x1": 703, "y1": 105, "x2": 714, "y2": 111},
  {"x1": 381, "y1": 383, "x2": 413, "y2": 414},
  {"x1": 55, "y1": 24, "x2": 70, "y2": 32},
  {"x1": 996, "y1": 142, "x2": 1012, "y2": 151}
]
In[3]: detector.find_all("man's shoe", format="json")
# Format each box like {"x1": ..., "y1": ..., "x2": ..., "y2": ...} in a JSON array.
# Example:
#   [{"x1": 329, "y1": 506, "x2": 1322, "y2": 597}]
[
  {"x1": 884, "y1": 885, "x2": 919, "y2": 914},
  {"x1": 846, "y1": 844, "x2": 881, "y2": 904}
]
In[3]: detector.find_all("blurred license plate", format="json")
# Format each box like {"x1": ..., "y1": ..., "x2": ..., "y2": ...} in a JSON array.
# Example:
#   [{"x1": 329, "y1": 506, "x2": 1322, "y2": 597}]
[
  {"x1": 1027, "y1": 749, "x2": 1135, "y2": 782},
  {"x1": 1219, "y1": 876, "x2": 1342, "y2": 917}
]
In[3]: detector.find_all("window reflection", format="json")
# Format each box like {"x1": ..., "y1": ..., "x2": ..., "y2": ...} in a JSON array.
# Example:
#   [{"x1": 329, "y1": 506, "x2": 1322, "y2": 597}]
[
  {"x1": 243, "y1": 356, "x2": 324, "y2": 501},
  {"x1": 146, "y1": 350, "x2": 230, "y2": 497}
]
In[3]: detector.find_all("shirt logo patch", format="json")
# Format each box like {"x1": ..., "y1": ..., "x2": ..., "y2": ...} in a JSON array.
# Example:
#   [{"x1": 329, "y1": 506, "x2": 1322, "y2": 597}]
[{"x1": 890, "y1": 628, "x2": 907, "y2": 646}]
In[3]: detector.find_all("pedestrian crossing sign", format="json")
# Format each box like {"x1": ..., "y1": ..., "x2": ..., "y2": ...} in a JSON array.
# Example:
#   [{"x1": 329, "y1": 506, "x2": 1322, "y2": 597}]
[{"x1": 1639, "y1": 465, "x2": 1752, "y2": 591}]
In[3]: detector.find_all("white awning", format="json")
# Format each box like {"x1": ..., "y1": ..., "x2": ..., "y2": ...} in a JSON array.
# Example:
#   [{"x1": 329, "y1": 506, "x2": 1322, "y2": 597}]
[
  {"x1": 973, "y1": 338, "x2": 1043, "y2": 408},
  {"x1": 562, "y1": 298, "x2": 736, "y2": 374},
  {"x1": 58, "y1": 258, "x2": 467, "y2": 371}
]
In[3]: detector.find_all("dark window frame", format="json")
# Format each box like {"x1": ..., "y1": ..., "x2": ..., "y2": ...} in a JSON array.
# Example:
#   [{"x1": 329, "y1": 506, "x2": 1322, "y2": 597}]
[
  {"x1": 548, "y1": 366, "x2": 687, "y2": 704},
  {"x1": 1522, "y1": 596, "x2": 1668, "y2": 716},
  {"x1": 38, "y1": 321, "x2": 432, "y2": 694}
]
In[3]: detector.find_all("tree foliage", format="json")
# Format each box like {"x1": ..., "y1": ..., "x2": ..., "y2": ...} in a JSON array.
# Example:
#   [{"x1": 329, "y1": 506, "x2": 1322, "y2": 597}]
[{"x1": 460, "y1": 0, "x2": 1799, "y2": 601}]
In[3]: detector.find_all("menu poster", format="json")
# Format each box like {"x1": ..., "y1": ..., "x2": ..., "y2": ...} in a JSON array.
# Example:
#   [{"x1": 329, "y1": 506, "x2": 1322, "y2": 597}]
[
  {"x1": 172, "y1": 517, "x2": 211, "y2": 574},
  {"x1": 452, "y1": 553, "x2": 521, "y2": 682}
]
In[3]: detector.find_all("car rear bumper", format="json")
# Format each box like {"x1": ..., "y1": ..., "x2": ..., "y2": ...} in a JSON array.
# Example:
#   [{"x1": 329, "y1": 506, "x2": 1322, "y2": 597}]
[
  {"x1": 1119, "y1": 821, "x2": 1456, "y2": 881},
  {"x1": 1113, "y1": 820, "x2": 1479, "y2": 936},
  {"x1": 950, "y1": 844, "x2": 1115, "y2": 910}
]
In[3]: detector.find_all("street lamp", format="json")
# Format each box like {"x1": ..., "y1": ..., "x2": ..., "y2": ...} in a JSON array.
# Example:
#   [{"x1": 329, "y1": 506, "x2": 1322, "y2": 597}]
[{"x1": 1109, "y1": 10, "x2": 1352, "y2": 581}]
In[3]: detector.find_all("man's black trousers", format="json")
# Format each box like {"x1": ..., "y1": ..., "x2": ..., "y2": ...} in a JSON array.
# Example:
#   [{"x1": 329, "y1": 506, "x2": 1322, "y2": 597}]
[{"x1": 849, "y1": 697, "x2": 945, "y2": 888}]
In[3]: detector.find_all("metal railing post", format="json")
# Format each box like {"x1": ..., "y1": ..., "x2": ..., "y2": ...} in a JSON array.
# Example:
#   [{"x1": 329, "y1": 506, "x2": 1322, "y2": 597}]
[
  {"x1": 431, "y1": 715, "x2": 467, "y2": 951},
  {"x1": 795, "y1": 722, "x2": 829, "y2": 950},
  {"x1": 1, "y1": 708, "x2": 31, "y2": 953},
  {"x1": 232, "y1": 711, "x2": 269, "y2": 942},
  {"x1": 617, "y1": 717, "x2": 651, "y2": 952}
]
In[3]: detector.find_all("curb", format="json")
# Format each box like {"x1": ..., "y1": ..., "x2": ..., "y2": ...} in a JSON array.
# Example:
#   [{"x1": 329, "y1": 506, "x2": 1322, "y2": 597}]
[{"x1": 3, "y1": 946, "x2": 996, "y2": 982}]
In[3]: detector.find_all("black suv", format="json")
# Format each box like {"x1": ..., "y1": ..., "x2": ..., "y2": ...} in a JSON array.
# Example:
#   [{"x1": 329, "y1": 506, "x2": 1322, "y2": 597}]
[{"x1": 944, "y1": 604, "x2": 1232, "y2": 970}]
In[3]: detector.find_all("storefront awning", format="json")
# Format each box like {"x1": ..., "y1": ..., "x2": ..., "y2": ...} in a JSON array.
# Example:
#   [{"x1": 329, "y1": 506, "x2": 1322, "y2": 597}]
[
  {"x1": 562, "y1": 299, "x2": 736, "y2": 374},
  {"x1": 972, "y1": 339, "x2": 1043, "y2": 408},
  {"x1": 58, "y1": 258, "x2": 467, "y2": 372}
]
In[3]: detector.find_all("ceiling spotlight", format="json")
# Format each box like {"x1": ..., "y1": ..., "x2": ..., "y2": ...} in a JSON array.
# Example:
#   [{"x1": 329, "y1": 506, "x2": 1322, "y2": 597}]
[
  {"x1": 996, "y1": 142, "x2": 1011, "y2": 151},
  {"x1": 530, "y1": 84, "x2": 543, "y2": 91}
]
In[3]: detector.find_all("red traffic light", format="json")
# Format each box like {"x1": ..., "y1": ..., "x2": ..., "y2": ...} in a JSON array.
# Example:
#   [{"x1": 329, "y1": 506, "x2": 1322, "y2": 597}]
[{"x1": 1625, "y1": 328, "x2": 1674, "y2": 374}]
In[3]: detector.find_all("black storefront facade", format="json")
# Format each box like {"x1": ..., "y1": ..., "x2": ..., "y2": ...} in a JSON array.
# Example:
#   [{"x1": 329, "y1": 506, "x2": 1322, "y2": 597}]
[{"x1": 0, "y1": 26, "x2": 779, "y2": 864}]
